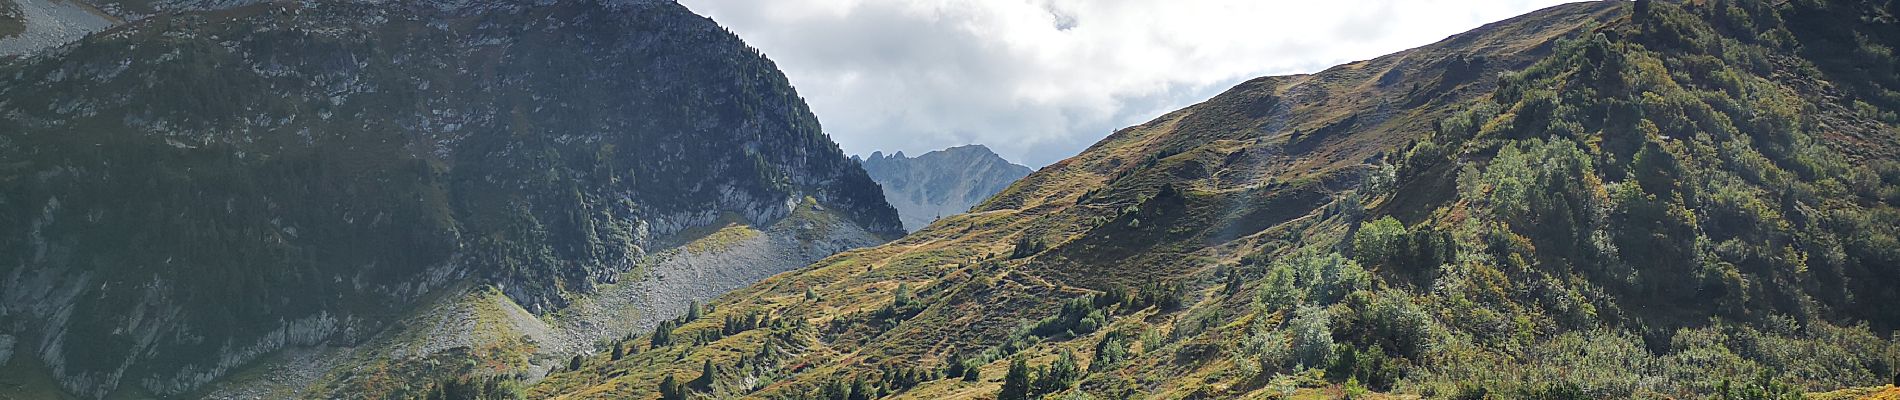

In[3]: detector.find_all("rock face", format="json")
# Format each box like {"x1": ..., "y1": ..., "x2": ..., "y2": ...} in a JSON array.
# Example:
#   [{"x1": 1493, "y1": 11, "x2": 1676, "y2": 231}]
[
  {"x1": 858, "y1": 145, "x2": 1033, "y2": 232},
  {"x1": 0, "y1": 0, "x2": 900, "y2": 397}
]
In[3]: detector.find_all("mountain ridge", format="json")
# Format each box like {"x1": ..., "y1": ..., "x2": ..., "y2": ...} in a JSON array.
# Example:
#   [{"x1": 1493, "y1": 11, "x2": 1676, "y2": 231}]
[
  {"x1": 858, "y1": 144, "x2": 1033, "y2": 232},
  {"x1": 529, "y1": 1, "x2": 1900, "y2": 398}
]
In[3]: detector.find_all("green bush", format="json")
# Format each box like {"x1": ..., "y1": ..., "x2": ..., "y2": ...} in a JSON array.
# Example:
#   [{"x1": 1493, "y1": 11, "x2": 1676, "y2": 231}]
[
  {"x1": 1715, "y1": 371, "x2": 1802, "y2": 400},
  {"x1": 1289, "y1": 305, "x2": 1336, "y2": 369},
  {"x1": 1254, "y1": 252, "x2": 1370, "y2": 314},
  {"x1": 1328, "y1": 344, "x2": 1400, "y2": 391},
  {"x1": 1093, "y1": 331, "x2": 1131, "y2": 372}
]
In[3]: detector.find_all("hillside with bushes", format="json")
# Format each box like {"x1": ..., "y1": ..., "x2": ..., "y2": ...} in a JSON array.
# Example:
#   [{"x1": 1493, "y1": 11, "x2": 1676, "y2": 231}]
[{"x1": 529, "y1": 1, "x2": 1900, "y2": 398}]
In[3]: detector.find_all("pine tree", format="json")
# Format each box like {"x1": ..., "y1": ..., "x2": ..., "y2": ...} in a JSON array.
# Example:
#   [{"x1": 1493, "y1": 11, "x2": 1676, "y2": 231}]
[
  {"x1": 568, "y1": 355, "x2": 584, "y2": 372},
  {"x1": 1010, "y1": 235, "x2": 1046, "y2": 259},
  {"x1": 652, "y1": 320, "x2": 675, "y2": 347},
  {"x1": 1034, "y1": 351, "x2": 1080, "y2": 395},
  {"x1": 695, "y1": 359, "x2": 717, "y2": 389},
  {"x1": 822, "y1": 379, "x2": 849, "y2": 400},
  {"x1": 847, "y1": 375, "x2": 873, "y2": 400},
  {"x1": 999, "y1": 357, "x2": 1033, "y2": 400},
  {"x1": 659, "y1": 373, "x2": 686, "y2": 400},
  {"x1": 611, "y1": 343, "x2": 625, "y2": 360},
  {"x1": 686, "y1": 300, "x2": 703, "y2": 321},
  {"x1": 943, "y1": 353, "x2": 966, "y2": 378}
]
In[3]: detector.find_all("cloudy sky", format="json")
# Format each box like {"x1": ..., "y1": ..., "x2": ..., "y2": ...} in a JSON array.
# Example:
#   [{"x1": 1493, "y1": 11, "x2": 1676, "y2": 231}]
[{"x1": 678, "y1": 0, "x2": 1572, "y2": 167}]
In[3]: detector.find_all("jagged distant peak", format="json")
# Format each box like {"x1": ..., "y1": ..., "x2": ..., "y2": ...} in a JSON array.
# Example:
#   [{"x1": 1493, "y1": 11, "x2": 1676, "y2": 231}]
[
  {"x1": 861, "y1": 143, "x2": 1032, "y2": 232},
  {"x1": 864, "y1": 143, "x2": 1018, "y2": 163}
]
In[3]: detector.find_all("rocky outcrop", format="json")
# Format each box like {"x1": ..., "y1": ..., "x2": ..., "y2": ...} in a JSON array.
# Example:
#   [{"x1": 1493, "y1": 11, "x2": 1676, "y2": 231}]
[
  {"x1": 0, "y1": 0, "x2": 899, "y2": 397},
  {"x1": 858, "y1": 145, "x2": 1033, "y2": 232}
]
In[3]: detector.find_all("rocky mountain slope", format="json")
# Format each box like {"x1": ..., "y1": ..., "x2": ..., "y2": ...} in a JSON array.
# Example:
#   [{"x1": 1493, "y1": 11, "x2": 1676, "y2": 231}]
[
  {"x1": 531, "y1": 1, "x2": 1900, "y2": 398},
  {"x1": 858, "y1": 145, "x2": 1033, "y2": 232},
  {"x1": 0, "y1": 0, "x2": 901, "y2": 398},
  {"x1": 0, "y1": 0, "x2": 118, "y2": 56}
]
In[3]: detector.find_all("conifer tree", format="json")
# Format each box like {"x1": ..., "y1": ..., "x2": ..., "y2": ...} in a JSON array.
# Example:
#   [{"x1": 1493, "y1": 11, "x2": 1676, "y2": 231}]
[
  {"x1": 943, "y1": 353, "x2": 966, "y2": 378},
  {"x1": 1034, "y1": 351, "x2": 1080, "y2": 395},
  {"x1": 652, "y1": 320, "x2": 675, "y2": 347},
  {"x1": 999, "y1": 357, "x2": 1033, "y2": 400},
  {"x1": 659, "y1": 373, "x2": 686, "y2": 400},
  {"x1": 695, "y1": 359, "x2": 717, "y2": 389},
  {"x1": 847, "y1": 375, "x2": 873, "y2": 400}
]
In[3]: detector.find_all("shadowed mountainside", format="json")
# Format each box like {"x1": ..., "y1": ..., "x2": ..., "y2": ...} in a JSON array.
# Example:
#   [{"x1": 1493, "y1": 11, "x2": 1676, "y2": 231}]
[{"x1": 0, "y1": 0, "x2": 900, "y2": 397}]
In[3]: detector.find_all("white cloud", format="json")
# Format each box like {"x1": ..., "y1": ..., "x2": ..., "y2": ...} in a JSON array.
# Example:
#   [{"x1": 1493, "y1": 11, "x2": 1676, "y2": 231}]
[{"x1": 678, "y1": 0, "x2": 1573, "y2": 166}]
